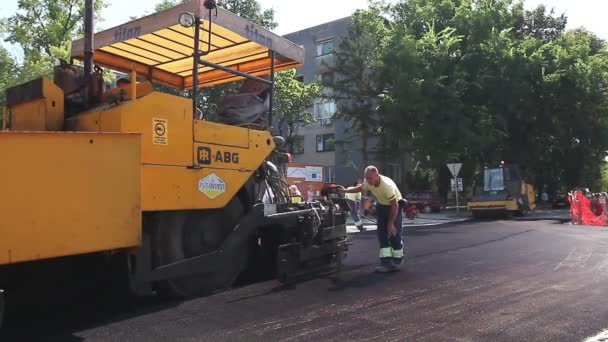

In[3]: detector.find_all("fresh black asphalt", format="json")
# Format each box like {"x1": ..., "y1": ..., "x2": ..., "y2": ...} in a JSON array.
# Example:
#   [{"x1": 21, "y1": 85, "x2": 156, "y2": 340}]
[{"x1": 3, "y1": 218, "x2": 608, "y2": 341}]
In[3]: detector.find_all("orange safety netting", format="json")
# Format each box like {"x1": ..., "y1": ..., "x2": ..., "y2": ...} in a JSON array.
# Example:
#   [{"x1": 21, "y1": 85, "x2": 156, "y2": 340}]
[{"x1": 569, "y1": 191, "x2": 607, "y2": 226}]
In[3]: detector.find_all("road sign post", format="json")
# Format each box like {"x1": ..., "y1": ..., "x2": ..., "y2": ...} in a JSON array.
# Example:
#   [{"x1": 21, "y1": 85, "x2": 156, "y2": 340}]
[
  {"x1": 450, "y1": 178, "x2": 463, "y2": 214},
  {"x1": 447, "y1": 163, "x2": 463, "y2": 215},
  {"x1": 456, "y1": 184, "x2": 459, "y2": 215}
]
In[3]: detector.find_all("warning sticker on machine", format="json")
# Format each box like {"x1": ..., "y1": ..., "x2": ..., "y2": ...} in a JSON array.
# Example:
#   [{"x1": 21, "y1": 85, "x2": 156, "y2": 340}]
[
  {"x1": 153, "y1": 118, "x2": 168, "y2": 145},
  {"x1": 198, "y1": 173, "x2": 226, "y2": 199}
]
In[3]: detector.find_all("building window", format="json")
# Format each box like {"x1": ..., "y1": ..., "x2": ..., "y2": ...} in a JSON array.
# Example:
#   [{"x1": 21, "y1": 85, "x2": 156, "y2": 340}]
[
  {"x1": 316, "y1": 39, "x2": 334, "y2": 57},
  {"x1": 317, "y1": 72, "x2": 334, "y2": 85},
  {"x1": 314, "y1": 100, "x2": 337, "y2": 120},
  {"x1": 324, "y1": 166, "x2": 336, "y2": 183},
  {"x1": 295, "y1": 75, "x2": 304, "y2": 83},
  {"x1": 316, "y1": 134, "x2": 335, "y2": 152},
  {"x1": 291, "y1": 135, "x2": 304, "y2": 154}
]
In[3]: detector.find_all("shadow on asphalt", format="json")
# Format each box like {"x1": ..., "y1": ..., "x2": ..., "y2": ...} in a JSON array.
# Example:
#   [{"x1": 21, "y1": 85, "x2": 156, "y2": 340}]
[
  {"x1": 407, "y1": 229, "x2": 460, "y2": 237},
  {"x1": 0, "y1": 291, "x2": 185, "y2": 342},
  {"x1": 226, "y1": 263, "x2": 373, "y2": 304},
  {"x1": 0, "y1": 253, "x2": 227, "y2": 341},
  {"x1": 326, "y1": 271, "x2": 404, "y2": 292},
  {"x1": 1, "y1": 244, "x2": 385, "y2": 341}
]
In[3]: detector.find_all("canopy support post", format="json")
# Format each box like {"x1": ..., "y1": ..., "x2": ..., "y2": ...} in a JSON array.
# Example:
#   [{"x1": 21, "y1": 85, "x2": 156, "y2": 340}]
[
  {"x1": 192, "y1": 15, "x2": 202, "y2": 119},
  {"x1": 268, "y1": 50, "x2": 275, "y2": 129}
]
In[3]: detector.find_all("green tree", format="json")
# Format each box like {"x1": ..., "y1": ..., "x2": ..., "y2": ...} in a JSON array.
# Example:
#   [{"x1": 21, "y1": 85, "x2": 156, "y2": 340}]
[
  {"x1": 154, "y1": 0, "x2": 189, "y2": 13},
  {"x1": 517, "y1": 4, "x2": 567, "y2": 42},
  {"x1": 273, "y1": 69, "x2": 322, "y2": 152},
  {"x1": 321, "y1": 3, "x2": 391, "y2": 170},
  {"x1": 541, "y1": 29, "x2": 608, "y2": 189},
  {"x1": 378, "y1": 0, "x2": 608, "y2": 196},
  {"x1": 0, "y1": 45, "x2": 18, "y2": 127},
  {"x1": 2, "y1": 0, "x2": 106, "y2": 56},
  {"x1": 141, "y1": 0, "x2": 276, "y2": 29},
  {"x1": 1, "y1": 0, "x2": 107, "y2": 82},
  {"x1": 379, "y1": 22, "x2": 466, "y2": 194},
  {"x1": 218, "y1": 0, "x2": 277, "y2": 29}
]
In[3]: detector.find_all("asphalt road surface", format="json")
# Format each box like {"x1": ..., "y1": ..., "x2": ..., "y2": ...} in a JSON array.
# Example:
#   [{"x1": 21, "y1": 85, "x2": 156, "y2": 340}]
[{"x1": 4, "y1": 218, "x2": 608, "y2": 342}]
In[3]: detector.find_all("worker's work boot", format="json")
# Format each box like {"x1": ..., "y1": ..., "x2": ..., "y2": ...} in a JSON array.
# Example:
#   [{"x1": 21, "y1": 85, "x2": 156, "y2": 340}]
[
  {"x1": 356, "y1": 223, "x2": 365, "y2": 232},
  {"x1": 392, "y1": 257, "x2": 404, "y2": 267},
  {"x1": 375, "y1": 259, "x2": 398, "y2": 273},
  {"x1": 375, "y1": 264, "x2": 398, "y2": 273}
]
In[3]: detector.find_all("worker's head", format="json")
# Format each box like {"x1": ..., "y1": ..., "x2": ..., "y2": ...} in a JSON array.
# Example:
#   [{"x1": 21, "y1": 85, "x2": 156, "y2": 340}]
[
  {"x1": 116, "y1": 78, "x2": 131, "y2": 89},
  {"x1": 289, "y1": 185, "x2": 300, "y2": 196},
  {"x1": 364, "y1": 165, "x2": 380, "y2": 186}
]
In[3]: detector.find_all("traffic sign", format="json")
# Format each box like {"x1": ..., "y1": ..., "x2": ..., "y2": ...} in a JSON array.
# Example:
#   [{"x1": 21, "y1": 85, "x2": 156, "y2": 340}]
[
  {"x1": 447, "y1": 163, "x2": 462, "y2": 178},
  {"x1": 451, "y1": 178, "x2": 463, "y2": 192}
]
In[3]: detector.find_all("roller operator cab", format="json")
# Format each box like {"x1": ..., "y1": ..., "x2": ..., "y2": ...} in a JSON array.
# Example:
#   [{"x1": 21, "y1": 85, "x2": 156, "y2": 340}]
[
  {"x1": 0, "y1": 0, "x2": 350, "y2": 327},
  {"x1": 467, "y1": 163, "x2": 536, "y2": 219}
]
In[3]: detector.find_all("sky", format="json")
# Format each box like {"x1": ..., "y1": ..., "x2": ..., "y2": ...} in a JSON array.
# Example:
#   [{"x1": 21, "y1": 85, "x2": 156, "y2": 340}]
[{"x1": 0, "y1": 0, "x2": 606, "y2": 56}]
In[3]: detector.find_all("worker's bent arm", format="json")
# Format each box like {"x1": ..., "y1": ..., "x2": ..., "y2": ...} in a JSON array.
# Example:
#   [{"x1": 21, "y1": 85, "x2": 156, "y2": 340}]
[
  {"x1": 342, "y1": 184, "x2": 363, "y2": 193},
  {"x1": 388, "y1": 198, "x2": 398, "y2": 226}
]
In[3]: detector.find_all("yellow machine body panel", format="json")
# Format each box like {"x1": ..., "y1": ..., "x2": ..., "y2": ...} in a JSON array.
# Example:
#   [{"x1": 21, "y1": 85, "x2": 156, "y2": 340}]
[
  {"x1": 467, "y1": 199, "x2": 518, "y2": 211},
  {"x1": 194, "y1": 120, "x2": 251, "y2": 148},
  {"x1": 9, "y1": 77, "x2": 65, "y2": 131},
  {"x1": 141, "y1": 121, "x2": 275, "y2": 210},
  {"x1": 66, "y1": 91, "x2": 194, "y2": 167},
  {"x1": 138, "y1": 122, "x2": 273, "y2": 211},
  {"x1": 101, "y1": 81, "x2": 155, "y2": 102},
  {"x1": 523, "y1": 183, "x2": 537, "y2": 211},
  {"x1": 142, "y1": 166, "x2": 250, "y2": 210},
  {"x1": 193, "y1": 121, "x2": 274, "y2": 169},
  {"x1": 0, "y1": 132, "x2": 142, "y2": 266},
  {"x1": 65, "y1": 91, "x2": 275, "y2": 211}
]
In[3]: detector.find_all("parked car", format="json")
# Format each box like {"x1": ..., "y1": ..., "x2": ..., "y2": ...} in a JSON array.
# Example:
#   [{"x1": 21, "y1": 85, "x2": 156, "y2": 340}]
[
  {"x1": 552, "y1": 192, "x2": 570, "y2": 209},
  {"x1": 405, "y1": 191, "x2": 442, "y2": 213}
]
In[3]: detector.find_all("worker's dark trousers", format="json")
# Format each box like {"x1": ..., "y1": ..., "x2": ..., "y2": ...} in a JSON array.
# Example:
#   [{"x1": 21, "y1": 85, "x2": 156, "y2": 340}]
[{"x1": 376, "y1": 200, "x2": 405, "y2": 266}]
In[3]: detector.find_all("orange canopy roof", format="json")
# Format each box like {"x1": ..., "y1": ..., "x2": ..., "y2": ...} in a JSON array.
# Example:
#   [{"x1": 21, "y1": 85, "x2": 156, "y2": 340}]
[{"x1": 70, "y1": 0, "x2": 304, "y2": 89}]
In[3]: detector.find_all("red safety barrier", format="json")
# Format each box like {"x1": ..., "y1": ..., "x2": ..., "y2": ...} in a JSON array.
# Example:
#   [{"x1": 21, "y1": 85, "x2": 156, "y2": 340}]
[{"x1": 569, "y1": 191, "x2": 607, "y2": 226}]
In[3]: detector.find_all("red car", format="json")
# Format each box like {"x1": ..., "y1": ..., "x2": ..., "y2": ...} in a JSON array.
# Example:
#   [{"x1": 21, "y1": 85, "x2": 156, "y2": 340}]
[{"x1": 405, "y1": 191, "x2": 442, "y2": 213}]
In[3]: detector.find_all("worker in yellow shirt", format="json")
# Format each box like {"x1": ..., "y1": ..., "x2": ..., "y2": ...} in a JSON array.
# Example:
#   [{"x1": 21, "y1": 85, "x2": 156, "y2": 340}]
[
  {"x1": 289, "y1": 185, "x2": 303, "y2": 203},
  {"x1": 339, "y1": 166, "x2": 405, "y2": 273},
  {"x1": 344, "y1": 181, "x2": 365, "y2": 232}
]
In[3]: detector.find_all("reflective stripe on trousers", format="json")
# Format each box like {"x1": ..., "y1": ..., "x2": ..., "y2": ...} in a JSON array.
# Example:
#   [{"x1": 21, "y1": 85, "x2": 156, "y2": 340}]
[{"x1": 376, "y1": 201, "x2": 405, "y2": 265}]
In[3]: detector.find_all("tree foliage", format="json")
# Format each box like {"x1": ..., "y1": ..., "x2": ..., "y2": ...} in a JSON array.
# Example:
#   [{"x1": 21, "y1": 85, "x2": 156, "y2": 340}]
[
  {"x1": 153, "y1": 0, "x2": 189, "y2": 13},
  {"x1": 321, "y1": 2, "x2": 391, "y2": 169},
  {"x1": 3, "y1": 0, "x2": 105, "y2": 56},
  {"x1": 0, "y1": 45, "x2": 18, "y2": 127},
  {"x1": 1, "y1": 0, "x2": 107, "y2": 81},
  {"x1": 144, "y1": 0, "x2": 276, "y2": 29},
  {"x1": 329, "y1": 0, "x2": 608, "y2": 196},
  {"x1": 273, "y1": 69, "x2": 322, "y2": 152},
  {"x1": 218, "y1": 0, "x2": 277, "y2": 29}
]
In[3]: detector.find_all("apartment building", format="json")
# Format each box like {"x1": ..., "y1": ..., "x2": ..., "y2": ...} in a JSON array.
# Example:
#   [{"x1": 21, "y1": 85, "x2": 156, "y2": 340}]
[{"x1": 281, "y1": 17, "x2": 403, "y2": 186}]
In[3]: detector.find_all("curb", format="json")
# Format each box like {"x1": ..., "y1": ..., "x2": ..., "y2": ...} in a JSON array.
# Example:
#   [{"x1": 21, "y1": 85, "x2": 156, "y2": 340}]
[
  {"x1": 513, "y1": 217, "x2": 571, "y2": 222},
  {"x1": 346, "y1": 217, "x2": 474, "y2": 231},
  {"x1": 417, "y1": 216, "x2": 471, "y2": 221}
]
